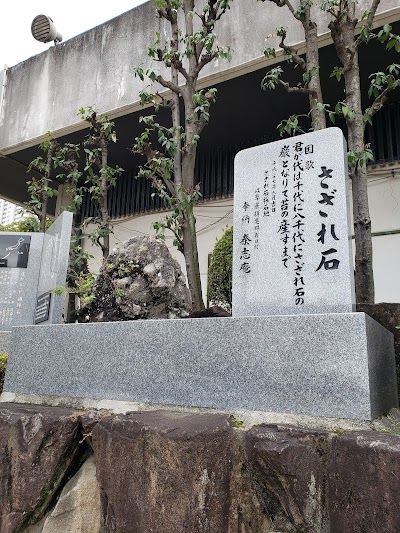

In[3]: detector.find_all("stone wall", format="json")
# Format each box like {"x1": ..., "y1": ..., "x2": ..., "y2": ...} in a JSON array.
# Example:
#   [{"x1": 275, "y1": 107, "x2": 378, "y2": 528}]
[{"x1": 1, "y1": 402, "x2": 400, "y2": 533}]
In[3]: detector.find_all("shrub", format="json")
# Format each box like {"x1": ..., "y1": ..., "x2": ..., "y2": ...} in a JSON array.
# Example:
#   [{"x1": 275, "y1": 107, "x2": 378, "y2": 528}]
[
  {"x1": 207, "y1": 226, "x2": 233, "y2": 312},
  {"x1": 0, "y1": 215, "x2": 52, "y2": 233},
  {"x1": 0, "y1": 353, "x2": 8, "y2": 393}
]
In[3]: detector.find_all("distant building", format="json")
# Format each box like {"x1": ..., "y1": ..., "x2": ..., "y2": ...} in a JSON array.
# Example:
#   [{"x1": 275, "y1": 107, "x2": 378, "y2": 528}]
[{"x1": 0, "y1": 199, "x2": 26, "y2": 226}]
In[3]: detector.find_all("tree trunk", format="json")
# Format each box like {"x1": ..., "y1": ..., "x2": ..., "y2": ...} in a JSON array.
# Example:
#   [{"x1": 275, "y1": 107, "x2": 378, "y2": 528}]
[
  {"x1": 333, "y1": 19, "x2": 375, "y2": 303},
  {"x1": 180, "y1": 85, "x2": 205, "y2": 312},
  {"x1": 304, "y1": 12, "x2": 326, "y2": 130},
  {"x1": 181, "y1": 137, "x2": 205, "y2": 310},
  {"x1": 40, "y1": 147, "x2": 55, "y2": 232},
  {"x1": 100, "y1": 142, "x2": 110, "y2": 259},
  {"x1": 182, "y1": 207, "x2": 205, "y2": 311},
  {"x1": 66, "y1": 223, "x2": 82, "y2": 323},
  {"x1": 40, "y1": 191, "x2": 48, "y2": 233}
]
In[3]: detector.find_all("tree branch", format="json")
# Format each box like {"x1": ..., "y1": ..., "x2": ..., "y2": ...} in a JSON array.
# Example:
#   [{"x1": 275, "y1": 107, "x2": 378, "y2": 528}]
[
  {"x1": 139, "y1": 142, "x2": 177, "y2": 197},
  {"x1": 278, "y1": 30, "x2": 307, "y2": 70},
  {"x1": 194, "y1": 0, "x2": 230, "y2": 68},
  {"x1": 280, "y1": 80, "x2": 317, "y2": 95},
  {"x1": 204, "y1": 0, "x2": 229, "y2": 25},
  {"x1": 267, "y1": 0, "x2": 302, "y2": 21},
  {"x1": 365, "y1": 0, "x2": 381, "y2": 32},
  {"x1": 194, "y1": 52, "x2": 216, "y2": 78},
  {"x1": 31, "y1": 206, "x2": 41, "y2": 219},
  {"x1": 329, "y1": 20, "x2": 347, "y2": 65},
  {"x1": 355, "y1": 0, "x2": 381, "y2": 48},
  {"x1": 364, "y1": 85, "x2": 391, "y2": 122},
  {"x1": 171, "y1": 59, "x2": 191, "y2": 83},
  {"x1": 156, "y1": 74, "x2": 184, "y2": 96}
]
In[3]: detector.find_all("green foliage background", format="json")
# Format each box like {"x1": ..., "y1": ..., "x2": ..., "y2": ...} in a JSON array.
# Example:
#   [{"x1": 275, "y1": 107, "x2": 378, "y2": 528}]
[
  {"x1": 0, "y1": 215, "x2": 52, "y2": 233},
  {"x1": 0, "y1": 353, "x2": 8, "y2": 392},
  {"x1": 207, "y1": 226, "x2": 233, "y2": 311}
]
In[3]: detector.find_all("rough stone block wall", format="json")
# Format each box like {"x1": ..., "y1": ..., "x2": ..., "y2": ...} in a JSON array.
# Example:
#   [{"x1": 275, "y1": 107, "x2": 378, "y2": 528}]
[{"x1": 1, "y1": 403, "x2": 400, "y2": 533}]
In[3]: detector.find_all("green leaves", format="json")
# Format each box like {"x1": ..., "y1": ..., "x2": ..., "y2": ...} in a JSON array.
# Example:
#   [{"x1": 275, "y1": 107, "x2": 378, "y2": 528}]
[
  {"x1": 261, "y1": 66, "x2": 283, "y2": 90},
  {"x1": 80, "y1": 106, "x2": 119, "y2": 144},
  {"x1": 368, "y1": 65, "x2": 400, "y2": 98},
  {"x1": 320, "y1": 0, "x2": 340, "y2": 13},
  {"x1": 190, "y1": 88, "x2": 217, "y2": 124},
  {"x1": 276, "y1": 26, "x2": 287, "y2": 39},
  {"x1": 302, "y1": 66, "x2": 319, "y2": 84},
  {"x1": 133, "y1": 0, "x2": 231, "y2": 266},
  {"x1": 327, "y1": 101, "x2": 356, "y2": 122},
  {"x1": 263, "y1": 47, "x2": 276, "y2": 59},
  {"x1": 294, "y1": 0, "x2": 313, "y2": 19},
  {"x1": 377, "y1": 23, "x2": 400, "y2": 52},
  {"x1": 347, "y1": 147, "x2": 374, "y2": 169},
  {"x1": 340, "y1": 102, "x2": 355, "y2": 120},
  {"x1": 277, "y1": 114, "x2": 307, "y2": 137},
  {"x1": 368, "y1": 71, "x2": 387, "y2": 98},
  {"x1": 330, "y1": 66, "x2": 344, "y2": 82}
]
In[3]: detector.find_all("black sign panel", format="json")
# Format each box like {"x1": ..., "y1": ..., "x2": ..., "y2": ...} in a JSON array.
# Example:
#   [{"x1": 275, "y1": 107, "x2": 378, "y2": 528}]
[
  {"x1": 0, "y1": 235, "x2": 31, "y2": 268},
  {"x1": 34, "y1": 292, "x2": 51, "y2": 324}
]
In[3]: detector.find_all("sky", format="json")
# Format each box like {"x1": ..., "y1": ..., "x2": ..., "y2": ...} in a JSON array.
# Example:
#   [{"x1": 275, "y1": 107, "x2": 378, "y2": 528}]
[{"x1": 0, "y1": 1, "x2": 147, "y2": 68}]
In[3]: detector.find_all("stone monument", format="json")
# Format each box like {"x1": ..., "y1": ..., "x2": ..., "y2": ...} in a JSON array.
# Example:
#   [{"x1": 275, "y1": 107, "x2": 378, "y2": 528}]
[
  {"x1": 230, "y1": 127, "x2": 398, "y2": 418},
  {"x1": 0, "y1": 232, "x2": 43, "y2": 331},
  {"x1": 233, "y1": 127, "x2": 355, "y2": 315},
  {"x1": 0, "y1": 211, "x2": 73, "y2": 340},
  {"x1": 36, "y1": 211, "x2": 74, "y2": 326},
  {"x1": 2, "y1": 130, "x2": 398, "y2": 420}
]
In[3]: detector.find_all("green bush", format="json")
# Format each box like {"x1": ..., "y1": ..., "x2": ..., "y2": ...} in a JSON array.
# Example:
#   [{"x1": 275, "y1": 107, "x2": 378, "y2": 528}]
[
  {"x1": 0, "y1": 215, "x2": 54, "y2": 233},
  {"x1": 0, "y1": 215, "x2": 52, "y2": 233},
  {"x1": 0, "y1": 353, "x2": 8, "y2": 393},
  {"x1": 207, "y1": 226, "x2": 233, "y2": 311}
]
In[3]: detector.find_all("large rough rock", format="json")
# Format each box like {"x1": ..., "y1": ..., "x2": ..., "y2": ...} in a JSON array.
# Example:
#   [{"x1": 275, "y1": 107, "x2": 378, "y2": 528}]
[
  {"x1": 0, "y1": 403, "x2": 82, "y2": 533},
  {"x1": 328, "y1": 431, "x2": 400, "y2": 532},
  {"x1": 87, "y1": 237, "x2": 192, "y2": 321},
  {"x1": 92, "y1": 411, "x2": 236, "y2": 533},
  {"x1": 357, "y1": 302, "x2": 400, "y2": 392},
  {"x1": 246, "y1": 425, "x2": 329, "y2": 533},
  {"x1": 4, "y1": 403, "x2": 400, "y2": 532},
  {"x1": 40, "y1": 455, "x2": 102, "y2": 533}
]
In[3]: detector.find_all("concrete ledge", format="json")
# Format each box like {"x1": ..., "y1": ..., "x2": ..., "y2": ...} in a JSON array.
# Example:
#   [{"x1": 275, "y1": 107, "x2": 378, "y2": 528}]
[
  {"x1": 0, "y1": 331, "x2": 10, "y2": 353},
  {"x1": 3, "y1": 314, "x2": 398, "y2": 420},
  {"x1": 4, "y1": 392, "x2": 397, "y2": 433}
]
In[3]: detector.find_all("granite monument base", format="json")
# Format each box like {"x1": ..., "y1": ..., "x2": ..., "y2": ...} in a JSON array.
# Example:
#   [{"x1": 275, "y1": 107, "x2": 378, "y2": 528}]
[
  {"x1": 2, "y1": 313, "x2": 398, "y2": 420},
  {"x1": 0, "y1": 331, "x2": 10, "y2": 353}
]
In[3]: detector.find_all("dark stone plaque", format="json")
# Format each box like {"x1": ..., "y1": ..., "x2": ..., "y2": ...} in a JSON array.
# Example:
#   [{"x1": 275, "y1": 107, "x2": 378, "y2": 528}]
[
  {"x1": 34, "y1": 292, "x2": 51, "y2": 324},
  {"x1": 0, "y1": 235, "x2": 31, "y2": 268}
]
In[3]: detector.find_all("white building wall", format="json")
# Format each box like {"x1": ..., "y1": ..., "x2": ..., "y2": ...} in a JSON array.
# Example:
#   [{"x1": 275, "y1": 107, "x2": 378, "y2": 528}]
[
  {"x1": 0, "y1": 198, "x2": 25, "y2": 226},
  {"x1": 367, "y1": 168, "x2": 400, "y2": 303},
  {"x1": 84, "y1": 169, "x2": 400, "y2": 305}
]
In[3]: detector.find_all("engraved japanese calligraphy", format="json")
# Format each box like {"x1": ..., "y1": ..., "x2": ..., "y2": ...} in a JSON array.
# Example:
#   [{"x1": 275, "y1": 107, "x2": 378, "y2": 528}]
[{"x1": 233, "y1": 128, "x2": 355, "y2": 316}]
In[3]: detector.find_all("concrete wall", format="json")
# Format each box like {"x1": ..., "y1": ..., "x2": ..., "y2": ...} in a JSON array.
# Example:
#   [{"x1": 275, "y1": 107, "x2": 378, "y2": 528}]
[
  {"x1": 0, "y1": 0, "x2": 399, "y2": 153},
  {"x1": 84, "y1": 168, "x2": 400, "y2": 304}
]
